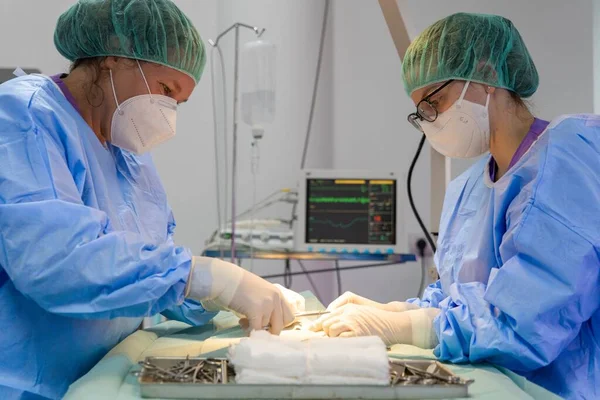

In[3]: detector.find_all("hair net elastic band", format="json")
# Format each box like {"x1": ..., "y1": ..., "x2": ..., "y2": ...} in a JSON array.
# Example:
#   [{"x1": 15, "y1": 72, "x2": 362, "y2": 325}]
[
  {"x1": 408, "y1": 77, "x2": 517, "y2": 98},
  {"x1": 77, "y1": 55, "x2": 199, "y2": 84}
]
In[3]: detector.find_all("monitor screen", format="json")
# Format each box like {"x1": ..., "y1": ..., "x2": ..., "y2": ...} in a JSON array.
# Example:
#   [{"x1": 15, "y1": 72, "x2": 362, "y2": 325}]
[{"x1": 305, "y1": 178, "x2": 396, "y2": 246}]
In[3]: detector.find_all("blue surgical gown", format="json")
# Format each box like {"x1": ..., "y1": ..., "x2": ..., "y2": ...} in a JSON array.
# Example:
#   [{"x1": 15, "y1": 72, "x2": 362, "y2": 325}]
[
  {"x1": 409, "y1": 114, "x2": 600, "y2": 399},
  {"x1": 0, "y1": 75, "x2": 215, "y2": 400}
]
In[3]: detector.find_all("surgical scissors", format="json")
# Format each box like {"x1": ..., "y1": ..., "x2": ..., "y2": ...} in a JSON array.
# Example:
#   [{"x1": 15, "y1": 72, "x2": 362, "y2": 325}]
[{"x1": 262, "y1": 310, "x2": 330, "y2": 330}]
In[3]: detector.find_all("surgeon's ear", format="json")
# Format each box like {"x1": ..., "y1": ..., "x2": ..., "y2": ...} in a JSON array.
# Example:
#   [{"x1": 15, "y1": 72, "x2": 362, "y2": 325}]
[
  {"x1": 476, "y1": 61, "x2": 498, "y2": 83},
  {"x1": 102, "y1": 56, "x2": 137, "y2": 70},
  {"x1": 100, "y1": 57, "x2": 119, "y2": 71}
]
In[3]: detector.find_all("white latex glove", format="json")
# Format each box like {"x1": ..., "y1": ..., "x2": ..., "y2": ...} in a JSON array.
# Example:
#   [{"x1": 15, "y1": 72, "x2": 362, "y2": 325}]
[
  {"x1": 309, "y1": 304, "x2": 441, "y2": 348},
  {"x1": 273, "y1": 284, "x2": 306, "y2": 314},
  {"x1": 186, "y1": 257, "x2": 295, "y2": 334},
  {"x1": 238, "y1": 284, "x2": 306, "y2": 331},
  {"x1": 327, "y1": 291, "x2": 420, "y2": 313}
]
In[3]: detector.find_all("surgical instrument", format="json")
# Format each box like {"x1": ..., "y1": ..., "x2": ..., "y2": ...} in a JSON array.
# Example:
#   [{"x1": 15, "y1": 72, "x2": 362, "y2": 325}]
[{"x1": 261, "y1": 310, "x2": 330, "y2": 330}]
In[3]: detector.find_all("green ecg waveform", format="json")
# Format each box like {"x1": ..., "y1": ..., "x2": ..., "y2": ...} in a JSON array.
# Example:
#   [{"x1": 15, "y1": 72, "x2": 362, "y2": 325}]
[
  {"x1": 309, "y1": 217, "x2": 369, "y2": 229},
  {"x1": 309, "y1": 197, "x2": 370, "y2": 205}
]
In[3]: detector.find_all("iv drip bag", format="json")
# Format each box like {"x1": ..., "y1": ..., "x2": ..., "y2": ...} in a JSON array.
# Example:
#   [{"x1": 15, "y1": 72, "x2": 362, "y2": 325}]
[{"x1": 240, "y1": 39, "x2": 276, "y2": 139}]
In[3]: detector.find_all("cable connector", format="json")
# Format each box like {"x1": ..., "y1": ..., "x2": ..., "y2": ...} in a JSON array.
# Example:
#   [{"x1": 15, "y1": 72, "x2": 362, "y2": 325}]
[
  {"x1": 416, "y1": 238, "x2": 427, "y2": 258},
  {"x1": 408, "y1": 233, "x2": 433, "y2": 258}
]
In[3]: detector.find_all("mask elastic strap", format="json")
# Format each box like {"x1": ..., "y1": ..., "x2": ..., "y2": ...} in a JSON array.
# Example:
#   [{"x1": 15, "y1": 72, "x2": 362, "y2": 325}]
[
  {"x1": 457, "y1": 81, "x2": 470, "y2": 106},
  {"x1": 136, "y1": 60, "x2": 153, "y2": 100},
  {"x1": 109, "y1": 70, "x2": 122, "y2": 113}
]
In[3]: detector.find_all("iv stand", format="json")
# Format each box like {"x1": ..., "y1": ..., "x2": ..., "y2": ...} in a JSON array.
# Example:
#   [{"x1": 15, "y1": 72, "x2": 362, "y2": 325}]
[{"x1": 209, "y1": 23, "x2": 265, "y2": 262}]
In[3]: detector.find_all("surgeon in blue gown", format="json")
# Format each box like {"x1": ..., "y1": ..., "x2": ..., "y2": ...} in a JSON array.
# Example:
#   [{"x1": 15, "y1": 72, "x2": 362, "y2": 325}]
[
  {"x1": 311, "y1": 13, "x2": 600, "y2": 400},
  {"x1": 0, "y1": 1, "x2": 295, "y2": 399}
]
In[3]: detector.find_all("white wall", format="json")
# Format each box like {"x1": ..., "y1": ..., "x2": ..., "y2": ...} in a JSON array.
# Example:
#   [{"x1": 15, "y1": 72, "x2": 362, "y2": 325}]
[
  {"x1": 0, "y1": 0, "x2": 596, "y2": 306},
  {"x1": 0, "y1": 0, "x2": 72, "y2": 72}
]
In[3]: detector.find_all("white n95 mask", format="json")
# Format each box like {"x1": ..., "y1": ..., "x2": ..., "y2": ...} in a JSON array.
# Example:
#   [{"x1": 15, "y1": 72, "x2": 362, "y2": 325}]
[
  {"x1": 420, "y1": 81, "x2": 490, "y2": 159},
  {"x1": 109, "y1": 61, "x2": 177, "y2": 155}
]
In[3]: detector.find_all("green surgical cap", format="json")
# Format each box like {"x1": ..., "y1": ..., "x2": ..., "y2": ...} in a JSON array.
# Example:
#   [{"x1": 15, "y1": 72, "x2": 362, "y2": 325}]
[
  {"x1": 54, "y1": 0, "x2": 206, "y2": 84},
  {"x1": 402, "y1": 13, "x2": 538, "y2": 98}
]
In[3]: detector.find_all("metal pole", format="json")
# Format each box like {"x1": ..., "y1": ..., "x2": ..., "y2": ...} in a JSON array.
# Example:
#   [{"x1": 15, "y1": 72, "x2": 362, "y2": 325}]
[
  {"x1": 230, "y1": 25, "x2": 240, "y2": 262},
  {"x1": 209, "y1": 22, "x2": 264, "y2": 263}
]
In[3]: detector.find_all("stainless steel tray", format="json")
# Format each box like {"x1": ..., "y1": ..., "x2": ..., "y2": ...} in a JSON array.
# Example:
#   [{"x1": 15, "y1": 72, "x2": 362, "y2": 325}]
[{"x1": 138, "y1": 356, "x2": 473, "y2": 399}]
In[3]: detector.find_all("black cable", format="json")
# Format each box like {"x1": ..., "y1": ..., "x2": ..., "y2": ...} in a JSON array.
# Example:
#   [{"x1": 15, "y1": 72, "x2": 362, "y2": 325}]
[
  {"x1": 418, "y1": 257, "x2": 426, "y2": 298},
  {"x1": 407, "y1": 134, "x2": 437, "y2": 253},
  {"x1": 416, "y1": 238, "x2": 427, "y2": 298},
  {"x1": 334, "y1": 260, "x2": 342, "y2": 297},
  {"x1": 283, "y1": 260, "x2": 292, "y2": 288}
]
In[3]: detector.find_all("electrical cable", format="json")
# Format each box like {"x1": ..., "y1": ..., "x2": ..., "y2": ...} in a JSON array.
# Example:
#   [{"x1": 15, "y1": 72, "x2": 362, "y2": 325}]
[
  {"x1": 205, "y1": 191, "x2": 293, "y2": 253},
  {"x1": 235, "y1": 190, "x2": 289, "y2": 220},
  {"x1": 407, "y1": 134, "x2": 437, "y2": 253},
  {"x1": 231, "y1": 189, "x2": 298, "y2": 222},
  {"x1": 334, "y1": 260, "x2": 342, "y2": 297},
  {"x1": 283, "y1": 260, "x2": 292, "y2": 288},
  {"x1": 415, "y1": 238, "x2": 428, "y2": 298},
  {"x1": 234, "y1": 199, "x2": 286, "y2": 221},
  {"x1": 418, "y1": 257, "x2": 427, "y2": 298},
  {"x1": 283, "y1": 267, "x2": 290, "y2": 288}
]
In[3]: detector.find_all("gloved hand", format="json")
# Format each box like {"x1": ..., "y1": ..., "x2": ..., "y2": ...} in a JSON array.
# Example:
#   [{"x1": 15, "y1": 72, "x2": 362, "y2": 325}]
[
  {"x1": 186, "y1": 257, "x2": 295, "y2": 334},
  {"x1": 327, "y1": 291, "x2": 420, "y2": 313},
  {"x1": 273, "y1": 284, "x2": 306, "y2": 314},
  {"x1": 238, "y1": 284, "x2": 305, "y2": 331},
  {"x1": 309, "y1": 304, "x2": 441, "y2": 348}
]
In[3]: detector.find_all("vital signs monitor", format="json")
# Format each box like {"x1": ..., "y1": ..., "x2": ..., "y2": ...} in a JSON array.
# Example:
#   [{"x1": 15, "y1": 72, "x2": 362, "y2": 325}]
[{"x1": 295, "y1": 170, "x2": 403, "y2": 254}]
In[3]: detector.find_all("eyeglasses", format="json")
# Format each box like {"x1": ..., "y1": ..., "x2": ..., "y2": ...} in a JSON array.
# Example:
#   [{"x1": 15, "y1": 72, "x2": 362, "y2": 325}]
[{"x1": 407, "y1": 80, "x2": 454, "y2": 132}]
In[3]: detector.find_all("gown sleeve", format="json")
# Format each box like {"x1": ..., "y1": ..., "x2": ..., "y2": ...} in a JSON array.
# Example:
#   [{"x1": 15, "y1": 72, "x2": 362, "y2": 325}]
[
  {"x1": 406, "y1": 280, "x2": 446, "y2": 308},
  {"x1": 0, "y1": 110, "x2": 193, "y2": 319},
  {"x1": 160, "y1": 211, "x2": 218, "y2": 325}
]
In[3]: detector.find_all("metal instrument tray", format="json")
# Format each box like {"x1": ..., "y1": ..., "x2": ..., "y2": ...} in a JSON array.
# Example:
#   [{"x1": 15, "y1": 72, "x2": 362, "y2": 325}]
[{"x1": 138, "y1": 356, "x2": 473, "y2": 399}]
